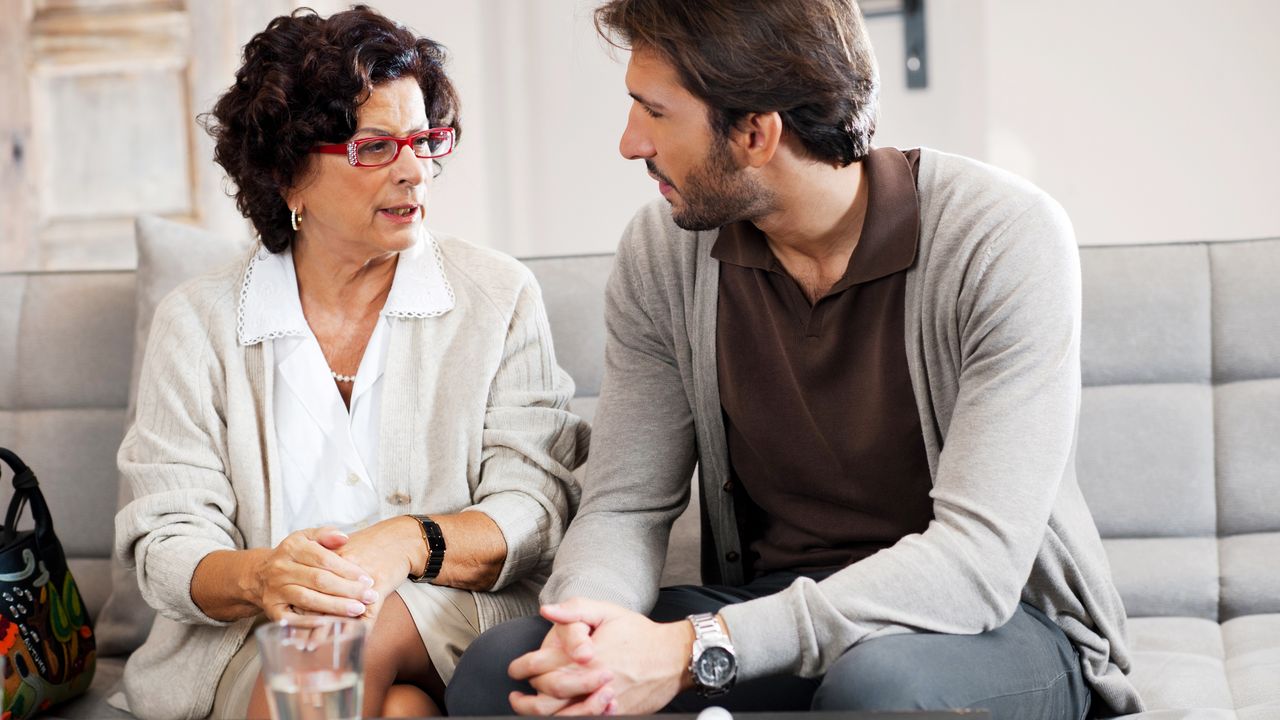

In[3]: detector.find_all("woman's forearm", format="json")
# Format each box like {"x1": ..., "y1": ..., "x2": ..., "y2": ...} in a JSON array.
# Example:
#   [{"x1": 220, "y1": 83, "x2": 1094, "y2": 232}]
[
  {"x1": 189, "y1": 515, "x2": 509, "y2": 617},
  {"x1": 414, "y1": 512, "x2": 508, "y2": 591},
  {"x1": 191, "y1": 548, "x2": 270, "y2": 621}
]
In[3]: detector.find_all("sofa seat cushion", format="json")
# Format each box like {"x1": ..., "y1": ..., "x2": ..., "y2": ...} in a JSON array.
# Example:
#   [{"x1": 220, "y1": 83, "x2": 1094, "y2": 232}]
[
  {"x1": 1103, "y1": 538, "x2": 1221, "y2": 620},
  {"x1": 1120, "y1": 614, "x2": 1280, "y2": 718},
  {"x1": 43, "y1": 656, "x2": 130, "y2": 720}
]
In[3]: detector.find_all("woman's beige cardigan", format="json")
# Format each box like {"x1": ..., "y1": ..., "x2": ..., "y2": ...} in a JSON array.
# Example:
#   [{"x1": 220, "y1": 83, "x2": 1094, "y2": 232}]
[{"x1": 115, "y1": 235, "x2": 588, "y2": 720}]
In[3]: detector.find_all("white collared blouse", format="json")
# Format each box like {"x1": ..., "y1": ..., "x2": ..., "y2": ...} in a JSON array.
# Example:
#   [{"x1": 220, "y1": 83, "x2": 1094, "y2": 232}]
[{"x1": 237, "y1": 237, "x2": 455, "y2": 535}]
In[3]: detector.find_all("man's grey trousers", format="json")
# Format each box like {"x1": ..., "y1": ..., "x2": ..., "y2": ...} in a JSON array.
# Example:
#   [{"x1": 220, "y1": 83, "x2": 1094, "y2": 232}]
[{"x1": 445, "y1": 572, "x2": 1094, "y2": 719}]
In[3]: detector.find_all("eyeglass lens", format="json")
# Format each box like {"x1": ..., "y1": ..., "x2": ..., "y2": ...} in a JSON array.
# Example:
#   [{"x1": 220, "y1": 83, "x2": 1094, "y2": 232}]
[{"x1": 355, "y1": 130, "x2": 453, "y2": 166}]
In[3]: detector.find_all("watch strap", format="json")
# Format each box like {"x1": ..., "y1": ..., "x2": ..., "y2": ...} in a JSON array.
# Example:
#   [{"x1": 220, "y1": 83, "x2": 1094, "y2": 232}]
[{"x1": 407, "y1": 515, "x2": 445, "y2": 583}]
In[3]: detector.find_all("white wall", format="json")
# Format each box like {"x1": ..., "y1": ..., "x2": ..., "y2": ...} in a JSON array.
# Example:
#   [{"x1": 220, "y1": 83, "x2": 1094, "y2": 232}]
[
  {"x1": 844, "y1": 0, "x2": 1280, "y2": 247},
  {"x1": 225, "y1": 1, "x2": 1280, "y2": 255},
  {"x1": 866, "y1": 1, "x2": 990, "y2": 160},
  {"x1": 982, "y1": 0, "x2": 1280, "y2": 246},
  {"x1": 374, "y1": 0, "x2": 649, "y2": 257}
]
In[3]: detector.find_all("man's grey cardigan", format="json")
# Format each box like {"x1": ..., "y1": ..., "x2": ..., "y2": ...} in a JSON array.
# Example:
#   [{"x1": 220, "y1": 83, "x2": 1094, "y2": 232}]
[{"x1": 543, "y1": 149, "x2": 1144, "y2": 715}]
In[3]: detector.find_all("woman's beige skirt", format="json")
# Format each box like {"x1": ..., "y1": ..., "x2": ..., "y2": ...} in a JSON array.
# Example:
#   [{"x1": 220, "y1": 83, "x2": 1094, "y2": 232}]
[{"x1": 209, "y1": 583, "x2": 480, "y2": 719}]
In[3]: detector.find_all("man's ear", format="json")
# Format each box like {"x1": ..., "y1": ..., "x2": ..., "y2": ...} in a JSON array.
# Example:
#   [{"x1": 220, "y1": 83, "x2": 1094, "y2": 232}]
[{"x1": 727, "y1": 111, "x2": 783, "y2": 169}]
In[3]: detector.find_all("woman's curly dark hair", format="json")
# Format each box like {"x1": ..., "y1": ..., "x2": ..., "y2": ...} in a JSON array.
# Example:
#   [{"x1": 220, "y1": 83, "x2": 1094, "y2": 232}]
[{"x1": 203, "y1": 5, "x2": 460, "y2": 253}]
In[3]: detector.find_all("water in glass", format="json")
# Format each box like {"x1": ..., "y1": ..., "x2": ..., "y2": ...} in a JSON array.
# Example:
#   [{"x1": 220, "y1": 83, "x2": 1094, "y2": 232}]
[{"x1": 267, "y1": 670, "x2": 361, "y2": 720}]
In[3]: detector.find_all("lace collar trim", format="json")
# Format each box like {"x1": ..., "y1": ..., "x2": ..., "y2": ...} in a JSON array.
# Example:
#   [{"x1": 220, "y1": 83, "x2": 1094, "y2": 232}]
[{"x1": 237, "y1": 234, "x2": 455, "y2": 347}]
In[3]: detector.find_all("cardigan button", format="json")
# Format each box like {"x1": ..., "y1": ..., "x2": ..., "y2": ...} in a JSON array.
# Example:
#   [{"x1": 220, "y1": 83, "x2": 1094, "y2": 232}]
[
  {"x1": 725, "y1": 551, "x2": 740, "y2": 563},
  {"x1": 387, "y1": 492, "x2": 411, "y2": 506}
]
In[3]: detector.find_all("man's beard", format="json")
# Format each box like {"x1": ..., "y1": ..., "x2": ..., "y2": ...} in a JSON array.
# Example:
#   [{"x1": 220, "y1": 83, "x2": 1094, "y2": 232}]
[{"x1": 650, "y1": 136, "x2": 774, "y2": 232}]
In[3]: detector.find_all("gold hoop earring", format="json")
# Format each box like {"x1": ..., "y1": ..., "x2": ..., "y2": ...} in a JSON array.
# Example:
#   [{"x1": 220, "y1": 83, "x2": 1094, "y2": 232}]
[{"x1": 290, "y1": 207, "x2": 302, "y2": 232}]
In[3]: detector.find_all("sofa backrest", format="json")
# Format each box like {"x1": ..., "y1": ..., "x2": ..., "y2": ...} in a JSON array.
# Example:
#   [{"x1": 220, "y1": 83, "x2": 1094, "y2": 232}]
[
  {"x1": 0, "y1": 270, "x2": 136, "y2": 617},
  {"x1": 519, "y1": 254, "x2": 614, "y2": 423},
  {"x1": 2, "y1": 237, "x2": 1278, "y2": 625},
  {"x1": 1077, "y1": 238, "x2": 1280, "y2": 621}
]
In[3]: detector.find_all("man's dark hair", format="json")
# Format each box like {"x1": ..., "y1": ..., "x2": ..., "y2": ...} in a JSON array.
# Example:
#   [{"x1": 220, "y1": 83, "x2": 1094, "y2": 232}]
[
  {"x1": 595, "y1": 0, "x2": 879, "y2": 167},
  {"x1": 203, "y1": 5, "x2": 460, "y2": 252}
]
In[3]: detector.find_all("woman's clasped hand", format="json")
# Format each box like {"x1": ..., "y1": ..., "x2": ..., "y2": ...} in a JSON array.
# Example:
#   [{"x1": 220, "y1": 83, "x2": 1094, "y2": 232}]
[
  {"x1": 253, "y1": 527, "x2": 376, "y2": 622},
  {"x1": 255, "y1": 518, "x2": 428, "y2": 623}
]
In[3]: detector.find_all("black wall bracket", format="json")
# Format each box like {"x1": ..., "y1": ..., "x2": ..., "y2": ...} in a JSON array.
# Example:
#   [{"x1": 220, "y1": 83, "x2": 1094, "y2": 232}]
[{"x1": 861, "y1": 0, "x2": 928, "y2": 90}]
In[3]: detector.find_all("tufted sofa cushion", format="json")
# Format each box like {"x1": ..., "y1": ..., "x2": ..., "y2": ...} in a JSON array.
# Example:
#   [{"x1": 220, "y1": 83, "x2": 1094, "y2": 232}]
[
  {"x1": 1078, "y1": 239, "x2": 1280, "y2": 718},
  {"x1": 1078, "y1": 239, "x2": 1280, "y2": 620}
]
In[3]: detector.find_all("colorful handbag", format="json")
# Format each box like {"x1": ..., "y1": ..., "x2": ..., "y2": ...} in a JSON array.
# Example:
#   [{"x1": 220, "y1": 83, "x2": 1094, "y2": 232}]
[{"x1": 0, "y1": 448, "x2": 96, "y2": 720}]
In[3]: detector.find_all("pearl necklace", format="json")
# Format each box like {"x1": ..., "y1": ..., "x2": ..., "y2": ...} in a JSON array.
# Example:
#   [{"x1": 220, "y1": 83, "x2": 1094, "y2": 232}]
[{"x1": 331, "y1": 371, "x2": 356, "y2": 384}]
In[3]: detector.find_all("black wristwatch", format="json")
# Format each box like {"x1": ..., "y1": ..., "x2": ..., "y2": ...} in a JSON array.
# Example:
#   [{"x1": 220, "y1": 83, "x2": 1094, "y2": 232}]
[
  {"x1": 688, "y1": 612, "x2": 737, "y2": 696},
  {"x1": 407, "y1": 515, "x2": 445, "y2": 583}
]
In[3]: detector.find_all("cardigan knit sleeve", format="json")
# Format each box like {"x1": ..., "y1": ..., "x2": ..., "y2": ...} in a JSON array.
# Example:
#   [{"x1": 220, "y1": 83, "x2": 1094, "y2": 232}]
[
  {"x1": 468, "y1": 273, "x2": 590, "y2": 590},
  {"x1": 114, "y1": 290, "x2": 240, "y2": 627},
  {"x1": 540, "y1": 222, "x2": 699, "y2": 610},
  {"x1": 719, "y1": 194, "x2": 1084, "y2": 681}
]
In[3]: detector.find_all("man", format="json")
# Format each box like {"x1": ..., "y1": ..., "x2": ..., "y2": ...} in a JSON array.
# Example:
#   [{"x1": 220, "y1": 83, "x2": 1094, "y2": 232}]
[{"x1": 447, "y1": 1, "x2": 1143, "y2": 717}]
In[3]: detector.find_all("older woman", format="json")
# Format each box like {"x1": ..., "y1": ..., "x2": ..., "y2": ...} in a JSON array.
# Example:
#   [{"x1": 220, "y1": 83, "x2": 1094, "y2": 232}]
[{"x1": 114, "y1": 7, "x2": 587, "y2": 720}]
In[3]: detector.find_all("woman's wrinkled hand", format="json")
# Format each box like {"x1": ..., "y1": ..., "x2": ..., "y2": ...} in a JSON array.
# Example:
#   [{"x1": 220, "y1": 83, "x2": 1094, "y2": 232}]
[
  {"x1": 255, "y1": 526, "x2": 379, "y2": 622},
  {"x1": 330, "y1": 516, "x2": 420, "y2": 621}
]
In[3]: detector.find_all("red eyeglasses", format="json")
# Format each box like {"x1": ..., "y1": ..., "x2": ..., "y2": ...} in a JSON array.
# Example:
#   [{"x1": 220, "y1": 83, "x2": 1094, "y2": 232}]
[{"x1": 312, "y1": 127, "x2": 456, "y2": 167}]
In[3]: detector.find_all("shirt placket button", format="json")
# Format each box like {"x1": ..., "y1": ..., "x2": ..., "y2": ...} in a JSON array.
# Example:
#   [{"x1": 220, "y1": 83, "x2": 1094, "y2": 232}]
[{"x1": 346, "y1": 472, "x2": 361, "y2": 486}]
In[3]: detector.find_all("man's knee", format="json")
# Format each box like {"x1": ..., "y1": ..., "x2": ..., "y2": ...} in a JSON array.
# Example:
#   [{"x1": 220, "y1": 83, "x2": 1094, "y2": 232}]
[
  {"x1": 812, "y1": 637, "x2": 943, "y2": 711},
  {"x1": 815, "y1": 607, "x2": 1088, "y2": 718},
  {"x1": 444, "y1": 616, "x2": 551, "y2": 716}
]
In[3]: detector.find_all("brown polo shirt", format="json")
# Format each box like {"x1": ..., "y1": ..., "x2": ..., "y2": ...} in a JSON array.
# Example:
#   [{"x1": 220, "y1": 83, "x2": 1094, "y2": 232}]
[{"x1": 713, "y1": 147, "x2": 932, "y2": 577}]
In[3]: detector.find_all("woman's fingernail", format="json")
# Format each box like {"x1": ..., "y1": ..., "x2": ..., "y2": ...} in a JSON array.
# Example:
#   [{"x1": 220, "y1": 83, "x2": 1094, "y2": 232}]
[
  {"x1": 363, "y1": 590, "x2": 379, "y2": 604},
  {"x1": 348, "y1": 602, "x2": 366, "y2": 616},
  {"x1": 359, "y1": 575, "x2": 374, "y2": 588}
]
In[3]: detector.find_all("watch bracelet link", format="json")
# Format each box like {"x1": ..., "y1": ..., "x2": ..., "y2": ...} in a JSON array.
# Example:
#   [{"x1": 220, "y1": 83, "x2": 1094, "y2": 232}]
[
  {"x1": 688, "y1": 612, "x2": 736, "y2": 696},
  {"x1": 408, "y1": 515, "x2": 446, "y2": 583},
  {"x1": 689, "y1": 612, "x2": 727, "y2": 641}
]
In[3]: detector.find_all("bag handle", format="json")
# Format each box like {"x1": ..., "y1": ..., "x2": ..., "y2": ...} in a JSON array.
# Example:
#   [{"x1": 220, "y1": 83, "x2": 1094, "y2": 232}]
[{"x1": 0, "y1": 447, "x2": 58, "y2": 548}]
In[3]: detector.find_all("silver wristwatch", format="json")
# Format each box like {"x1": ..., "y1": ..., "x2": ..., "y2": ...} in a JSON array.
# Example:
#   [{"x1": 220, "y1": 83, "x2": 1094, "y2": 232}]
[{"x1": 688, "y1": 612, "x2": 737, "y2": 697}]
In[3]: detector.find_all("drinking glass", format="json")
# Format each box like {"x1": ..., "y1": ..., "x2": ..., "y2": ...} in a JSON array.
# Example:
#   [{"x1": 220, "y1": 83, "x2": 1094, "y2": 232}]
[{"x1": 255, "y1": 618, "x2": 367, "y2": 720}]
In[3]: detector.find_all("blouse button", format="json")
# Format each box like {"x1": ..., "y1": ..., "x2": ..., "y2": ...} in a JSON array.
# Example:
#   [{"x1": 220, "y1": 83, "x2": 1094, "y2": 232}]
[
  {"x1": 387, "y1": 492, "x2": 411, "y2": 506},
  {"x1": 346, "y1": 472, "x2": 361, "y2": 486}
]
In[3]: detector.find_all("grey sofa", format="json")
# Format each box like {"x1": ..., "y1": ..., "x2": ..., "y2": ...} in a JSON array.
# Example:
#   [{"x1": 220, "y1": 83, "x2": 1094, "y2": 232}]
[{"x1": 1, "y1": 234, "x2": 1278, "y2": 719}]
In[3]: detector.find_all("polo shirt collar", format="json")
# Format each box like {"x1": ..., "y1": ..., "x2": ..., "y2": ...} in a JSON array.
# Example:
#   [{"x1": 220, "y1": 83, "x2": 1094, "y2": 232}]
[
  {"x1": 237, "y1": 233, "x2": 455, "y2": 347},
  {"x1": 711, "y1": 147, "x2": 920, "y2": 289}
]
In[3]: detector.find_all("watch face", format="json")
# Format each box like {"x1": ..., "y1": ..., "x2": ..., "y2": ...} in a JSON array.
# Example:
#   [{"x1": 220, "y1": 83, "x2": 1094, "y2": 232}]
[{"x1": 695, "y1": 646, "x2": 736, "y2": 687}]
